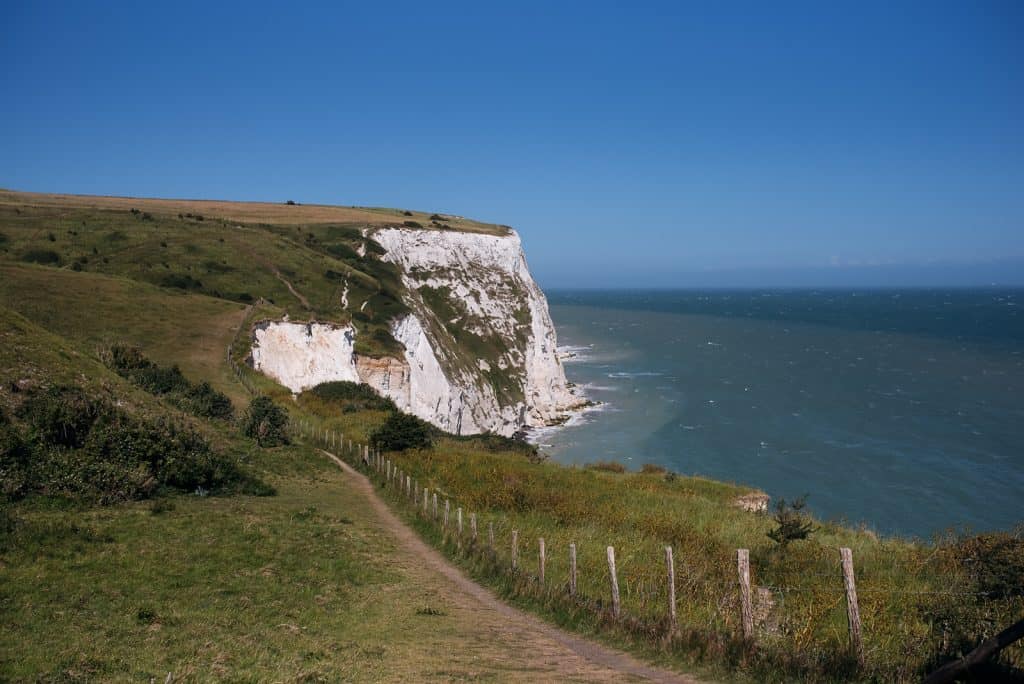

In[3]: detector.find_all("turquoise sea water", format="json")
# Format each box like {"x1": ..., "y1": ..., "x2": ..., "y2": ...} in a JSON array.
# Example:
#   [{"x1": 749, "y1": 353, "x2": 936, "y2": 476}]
[{"x1": 540, "y1": 289, "x2": 1024, "y2": 539}]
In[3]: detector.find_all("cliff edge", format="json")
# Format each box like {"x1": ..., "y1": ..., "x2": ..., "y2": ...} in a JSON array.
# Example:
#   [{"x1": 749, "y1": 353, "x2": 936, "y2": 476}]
[{"x1": 251, "y1": 226, "x2": 584, "y2": 436}]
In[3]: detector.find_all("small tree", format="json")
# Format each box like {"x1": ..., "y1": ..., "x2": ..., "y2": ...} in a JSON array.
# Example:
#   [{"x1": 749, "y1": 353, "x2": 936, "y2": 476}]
[
  {"x1": 767, "y1": 496, "x2": 817, "y2": 548},
  {"x1": 370, "y1": 412, "x2": 432, "y2": 452},
  {"x1": 242, "y1": 396, "x2": 289, "y2": 447}
]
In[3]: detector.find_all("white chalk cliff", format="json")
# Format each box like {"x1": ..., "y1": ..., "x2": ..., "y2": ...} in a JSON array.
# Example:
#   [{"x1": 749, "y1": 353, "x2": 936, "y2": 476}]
[{"x1": 250, "y1": 227, "x2": 583, "y2": 436}]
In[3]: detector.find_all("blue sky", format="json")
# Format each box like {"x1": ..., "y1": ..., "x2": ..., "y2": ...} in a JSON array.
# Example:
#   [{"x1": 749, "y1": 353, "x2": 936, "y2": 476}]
[{"x1": 3, "y1": 1, "x2": 1022, "y2": 287}]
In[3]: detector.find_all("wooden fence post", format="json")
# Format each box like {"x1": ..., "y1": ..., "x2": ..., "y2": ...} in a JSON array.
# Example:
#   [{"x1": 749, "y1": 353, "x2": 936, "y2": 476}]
[
  {"x1": 433, "y1": 492, "x2": 438, "y2": 519},
  {"x1": 470, "y1": 513, "x2": 477, "y2": 542},
  {"x1": 488, "y1": 522, "x2": 495, "y2": 550},
  {"x1": 423, "y1": 489, "x2": 430, "y2": 515},
  {"x1": 457, "y1": 507, "x2": 463, "y2": 536},
  {"x1": 737, "y1": 549, "x2": 754, "y2": 641},
  {"x1": 665, "y1": 546, "x2": 677, "y2": 631},
  {"x1": 607, "y1": 546, "x2": 621, "y2": 618},
  {"x1": 443, "y1": 499, "x2": 450, "y2": 529},
  {"x1": 569, "y1": 543, "x2": 577, "y2": 597},
  {"x1": 511, "y1": 530, "x2": 519, "y2": 570},
  {"x1": 840, "y1": 547, "x2": 865, "y2": 667},
  {"x1": 539, "y1": 538, "x2": 546, "y2": 585}
]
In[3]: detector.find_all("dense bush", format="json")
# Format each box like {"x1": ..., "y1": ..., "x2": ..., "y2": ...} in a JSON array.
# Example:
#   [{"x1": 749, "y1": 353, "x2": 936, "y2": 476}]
[
  {"x1": 402, "y1": 220, "x2": 423, "y2": 229},
  {"x1": 0, "y1": 411, "x2": 32, "y2": 498},
  {"x1": 306, "y1": 381, "x2": 397, "y2": 412},
  {"x1": 103, "y1": 345, "x2": 233, "y2": 420},
  {"x1": 20, "y1": 249, "x2": 61, "y2": 265},
  {"x1": 180, "y1": 382, "x2": 234, "y2": 420},
  {"x1": 1, "y1": 387, "x2": 260, "y2": 504},
  {"x1": 133, "y1": 364, "x2": 190, "y2": 395},
  {"x1": 158, "y1": 273, "x2": 203, "y2": 291},
  {"x1": 17, "y1": 385, "x2": 102, "y2": 448},
  {"x1": 242, "y1": 396, "x2": 290, "y2": 447},
  {"x1": 325, "y1": 243, "x2": 359, "y2": 261},
  {"x1": 767, "y1": 496, "x2": 817, "y2": 547},
  {"x1": 370, "y1": 411, "x2": 432, "y2": 452}
]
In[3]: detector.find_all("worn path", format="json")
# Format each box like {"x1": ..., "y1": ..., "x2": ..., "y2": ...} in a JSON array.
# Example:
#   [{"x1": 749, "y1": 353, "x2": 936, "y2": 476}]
[{"x1": 322, "y1": 450, "x2": 703, "y2": 683}]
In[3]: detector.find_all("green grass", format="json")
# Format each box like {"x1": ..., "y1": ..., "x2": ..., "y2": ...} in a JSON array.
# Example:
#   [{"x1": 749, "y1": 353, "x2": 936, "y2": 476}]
[{"x1": 1, "y1": 448, "x2": 526, "y2": 681}]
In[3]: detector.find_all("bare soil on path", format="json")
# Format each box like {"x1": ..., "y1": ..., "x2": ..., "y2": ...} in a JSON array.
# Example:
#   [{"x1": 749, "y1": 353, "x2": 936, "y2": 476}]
[{"x1": 322, "y1": 451, "x2": 704, "y2": 683}]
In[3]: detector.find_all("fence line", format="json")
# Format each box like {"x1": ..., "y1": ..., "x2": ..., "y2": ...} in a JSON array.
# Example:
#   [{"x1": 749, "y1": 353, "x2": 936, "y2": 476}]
[{"x1": 290, "y1": 420, "x2": 999, "y2": 674}]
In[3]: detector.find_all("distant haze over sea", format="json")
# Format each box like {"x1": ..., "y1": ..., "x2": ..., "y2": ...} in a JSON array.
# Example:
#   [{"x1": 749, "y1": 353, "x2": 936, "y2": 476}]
[
  {"x1": 534, "y1": 257, "x2": 1024, "y2": 290},
  {"x1": 541, "y1": 288, "x2": 1024, "y2": 538}
]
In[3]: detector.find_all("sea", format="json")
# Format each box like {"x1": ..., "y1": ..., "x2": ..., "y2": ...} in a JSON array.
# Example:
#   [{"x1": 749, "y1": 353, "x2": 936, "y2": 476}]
[{"x1": 537, "y1": 289, "x2": 1024, "y2": 539}]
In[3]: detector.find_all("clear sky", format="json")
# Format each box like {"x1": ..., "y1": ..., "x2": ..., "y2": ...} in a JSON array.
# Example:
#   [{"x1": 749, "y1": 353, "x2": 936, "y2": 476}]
[{"x1": 3, "y1": 1, "x2": 1022, "y2": 287}]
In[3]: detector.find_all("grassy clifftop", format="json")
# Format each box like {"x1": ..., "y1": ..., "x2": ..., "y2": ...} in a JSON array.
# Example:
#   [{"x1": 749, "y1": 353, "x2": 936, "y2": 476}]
[
  {"x1": 0, "y1": 190, "x2": 510, "y2": 234},
  {"x1": 0, "y1": 190, "x2": 507, "y2": 362}
]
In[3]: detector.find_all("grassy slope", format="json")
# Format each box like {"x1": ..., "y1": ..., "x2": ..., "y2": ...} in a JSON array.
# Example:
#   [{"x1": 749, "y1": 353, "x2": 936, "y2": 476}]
[
  {"x1": 0, "y1": 263, "x2": 253, "y2": 406},
  {"x1": 4, "y1": 449, "x2": 562, "y2": 682},
  {"x1": 0, "y1": 302, "x2": 593, "y2": 682}
]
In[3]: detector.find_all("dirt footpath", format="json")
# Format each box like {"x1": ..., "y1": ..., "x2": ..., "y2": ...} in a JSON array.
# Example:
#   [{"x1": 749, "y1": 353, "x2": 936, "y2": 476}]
[{"x1": 324, "y1": 451, "x2": 703, "y2": 683}]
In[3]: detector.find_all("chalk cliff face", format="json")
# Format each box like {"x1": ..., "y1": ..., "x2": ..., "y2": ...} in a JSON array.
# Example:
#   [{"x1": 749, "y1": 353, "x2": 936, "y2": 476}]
[{"x1": 250, "y1": 227, "x2": 582, "y2": 436}]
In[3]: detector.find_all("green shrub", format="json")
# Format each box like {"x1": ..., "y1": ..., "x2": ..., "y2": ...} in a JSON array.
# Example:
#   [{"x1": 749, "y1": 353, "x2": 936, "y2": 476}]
[
  {"x1": 640, "y1": 463, "x2": 668, "y2": 474},
  {"x1": 242, "y1": 396, "x2": 290, "y2": 447},
  {"x1": 20, "y1": 249, "x2": 61, "y2": 265},
  {"x1": 158, "y1": 273, "x2": 203, "y2": 291},
  {"x1": 402, "y1": 220, "x2": 423, "y2": 229},
  {"x1": 370, "y1": 411, "x2": 432, "y2": 452},
  {"x1": 0, "y1": 411, "x2": 33, "y2": 498},
  {"x1": 132, "y1": 364, "x2": 190, "y2": 395},
  {"x1": 103, "y1": 345, "x2": 233, "y2": 419},
  {"x1": 325, "y1": 243, "x2": 359, "y2": 261},
  {"x1": 767, "y1": 496, "x2": 817, "y2": 547},
  {"x1": 179, "y1": 381, "x2": 233, "y2": 420},
  {"x1": 306, "y1": 381, "x2": 396, "y2": 412},
  {"x1": 16, "y1": 385, "x2": 104, "y2": 448},
  {"x1": 6, "y1": 387, "x2": 258, "y2": 504}
]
